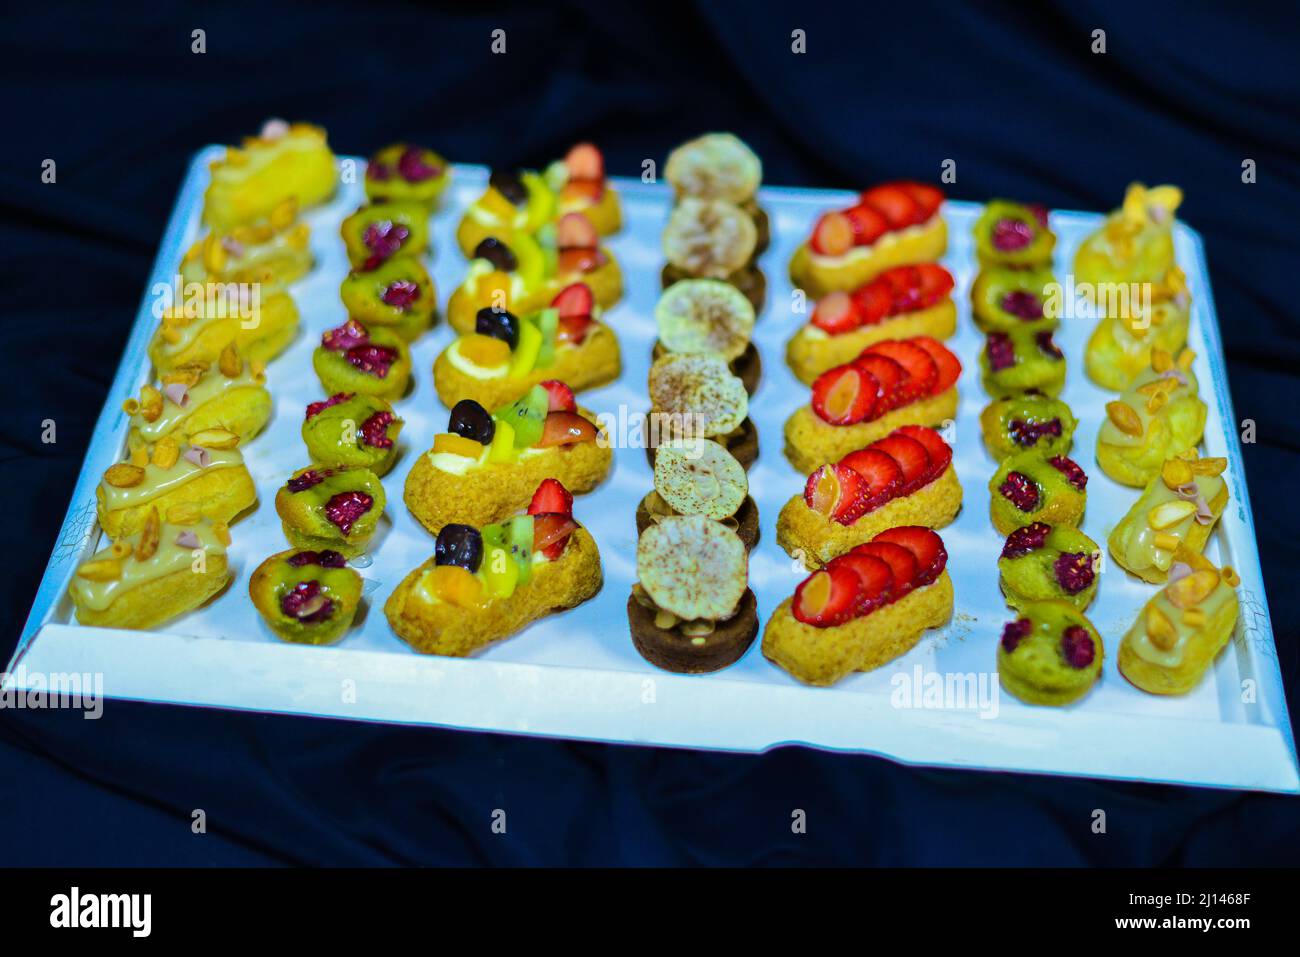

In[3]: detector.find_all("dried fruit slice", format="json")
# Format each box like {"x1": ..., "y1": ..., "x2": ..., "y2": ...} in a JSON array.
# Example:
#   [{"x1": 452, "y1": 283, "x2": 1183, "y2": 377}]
[
  {"x1": 811, "y1": 364, "x2": 877, "y2": 425},
  {"x1": 838, "y1": 449, "x2": 903, "y2": 510},
  {"x1": 792, "y1": 564, "x2": 861, "y2": 627},
  {"x1": 654, "y1": 438, "x2": 748, "y2": 521},
  {"x1": 910, "y1": 336, "x2": 962, "y2": 395},
  {"x1": 663, "y1": 197, "x2": 757, "y2": 277},
  {"x1": 664, "y1": 133, "x2": 762, "y2": 204},
  {"x1": 850, "y1": 541, "x2": 919, "y2": 597},
  {"x1": 656, "y1": 279, "x2": 756, "y2": 361},
  {"x1": 648, "y1": 353, "x2": 749, "y2": 438},
  {"x1": 862, "y1": 340, "x2": 939, "y2": 402},
  {"x1": 871, "y1": 526, "x2": 947, "y2": 586},
  {"x1": 804, "y1": 462, "x2": 871, "y2": 525},
  {"x1": 537, "y1": 411, "x2": 598, "y2": 447},
  {"x1": 637, "y1": 514, "x2": 747, "y2": 621},
  {"x1": 894, "y1": 425, "x2": 952, "y2": 479},
  {"x1": 871, "y1": 434, "x2": 932, "y2": 493}
]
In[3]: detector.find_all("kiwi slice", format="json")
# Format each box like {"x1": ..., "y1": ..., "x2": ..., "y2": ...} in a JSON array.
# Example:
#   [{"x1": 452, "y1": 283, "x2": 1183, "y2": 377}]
[
  {"x1": 496, "y1": 385, "x2": 549, "y2": 449},
  {"x1": 506, "y1": 515, "x2": 535, "y2": 585},
  {"x1": 534, "y1": 308, "x2": 560, "y2": 367}
]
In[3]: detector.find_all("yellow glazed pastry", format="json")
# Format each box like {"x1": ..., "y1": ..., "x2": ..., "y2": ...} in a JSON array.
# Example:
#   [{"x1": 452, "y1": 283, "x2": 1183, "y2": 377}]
[
  {"x1": 147, "y1": 285, "x2": 299, "y2": 374},
  {"x1": 182, "y1": 198, "x2": 313, "y2": 291},
  {"x1": 1074, "y1": 183, "x2": 1182, "y2": 291},
  {"x1": 202, "y1": 120, "x2": 336, "y2": 231},
  {"x1": 1096, "y1": 347, "x2": 1206, "y2": 487},
  {"x1": 1108, "y1": 451, "x2": 1229, "y2": 583},
  {"x1": 1118, "y1": 547, "x2": 1240, "y2": 695},
  {"x1": 126, "y1": 343, "x2": 270, "y2": 445},
  {"x1": 1084, "y1": 267, "x2": 1191, "y2": 391},
  {"x1": 69, "y1": 511, "x2": 231, "y2": 629}
]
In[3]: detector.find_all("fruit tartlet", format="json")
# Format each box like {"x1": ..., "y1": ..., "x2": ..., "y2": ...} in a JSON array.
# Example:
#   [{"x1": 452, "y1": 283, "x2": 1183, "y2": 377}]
[
  {"x1": 635, "y1": 438, "x2": 758, "y2": 551},
  {"x1": 250, "y1": 548, "x2": 363, "y2": 645},
  {"x1": 433, "y1": 292, "x2": 620, "y2": 410},
  {"x1": 69, "y1": 510, "x2": 231, "y2": 629},
  {"x1": 182, "y1": 198, "x2": 312, "y2": 290},
  {"x1": 979, "y1": 392, "x2": 1077, "y2": 462},
  {"x1": 988, "y1": 451, "x2": 1088, "y2": 536},
  {"x1": 1118, "y1": 547, "x2": 1240, "y2": 695},
  {"x1": 646, "y1": 353, "x2": 756, "y2": 470},
  {"x1": 312, "y1": 319, "x2": 411, "y2": 400},
  {"x1": 1074, "y1": 183, "x2": 1181, "y2": 291},
  {"x1": 202, "y1": 120, "x2": 337, "y2": 231},
  {"x1": 1107, "y1": 451, "x2": 1228, "y2": 584},
  {"x1": 301, "y1": 393, "x2": 403, "y2": 477},
  {"x1": 404, "y1": 386, "x2": 610, "y2": 534},
  {"x1": 148, "y1": 286, "x2": 299, "y2": 374},
  {"x1": 969, "y1": 266, "x2": 1059, "y2": 336},
  {"x1": 544, "y1": 143, "x2": 621, "y2": 236},
  {"x1": 653, "y1": 279, "x2": 759, "y2": 395},
  {"x1": 629, "y1": 515, "x2": 757, "y2": 673},
  {"x1": 385, "y1": 481, "x2": 603, "y2": 657},
  {"x1": 275, "y1": 466, "x2": 387, "y2": 559},
  {"x1": 1084, "y1": 267, "x2": 1191, "y2": 391},
  {"x1": 997, "y1": 601, "x2": 1102, "y2": 706},
  {"x1": 455, "y1": 168, "x2": 557, "y2": 256},
  {"x1": 972, "y1": 200, "x2": 1055, "y2": 269},
  {"x1": 1095, "y1": 348, "x2": 1205, "y2": 487},
  {"x1": 665, "y1": 132, "x2": 767, "y2": 253},
  {"x1": 339, "y1": 256, "x2": 437, "y2": 341},
  {"x1": 778, "y1": 426, "x2": 960, "y2": 567},
  {"x1": 97, "y1": 433, "x2": 256, "y2": 539},
  {"x1": 340, "y1": 201, "x2": 428, "y2": 271},
  {"x1": 783, "y1": 336, "x2": 961, "y2": 474},
  {"x1": 126, "y1": 343, "x2": 270, "y2": 446},
  {"x1": 364, "y1": 143, "x2": 450, "y2": 207},
  {"x1": 786, "y1": 264, "x2": 957, "y2": 385},
  {"x1": 998, "y1": 523, "x2": 1101, "y2": 612},
  {"x1": 661, "y1": 197, "x2": 765, "y2": 312},
  {"x1": 763, "y1": 526, "x2": 953, "y2": 686},
  {"x1": 980, "y1": 328, "x2": 1066, "y2": 398},
  {"x1": 788, "y1": 181, "x2": 946, "y2": 298}
]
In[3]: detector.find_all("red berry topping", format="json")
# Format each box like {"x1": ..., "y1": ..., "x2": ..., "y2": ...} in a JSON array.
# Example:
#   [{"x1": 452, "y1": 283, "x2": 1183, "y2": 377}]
[
  {"x1": 280, "y1": 579, "x2": 334, "y2": 623},
  {"x1": 895, "y1": 425, "x2": 952, "y2": 479},
  {"x1": 565, "y1": 142, "x2": 605, "y2": 182},
  {"x1": 870, "y1": 434, "x2": 932, "y2": 493},
  {"x1": 876, "y1": 263, "x2": 955, "y2": 314},
  {"x1": 991, "y1": 217, "x2": 1033, "y2": 251},
  {"x1": 346, "y1": 344, "x2": 399, "y2": 378},
  {"x1": 558, "y1": 247, "x2": 606, "y2": 274},
  {"x1": 809, "y1": 211, "x2": 855, "y2": 256},
  {"x1": 539, "y1": 379, "x2": 577, "y2": 413},
  {"x1": 1060, "y1": 624, "x2": 1096, "y2": 668},
  {"x1": 843, "y1": 204, "x2": 887, "y2": 246},
  {"x1": 999, "y1": 290, "x2": 1043, "y2": 320},
  {"x1": 323, "y1": 490, "x2": 374, "y2": 535},
  {"x1": 999, "y1": 471, "x2": 1040, "y2": 512},
  {"x1": 361, "y1": 220, "x2": 410, "y2": 268},
  {"x1": 852, "y1": 354, "x2": 906, "y2": 410},
  {"x1": 1036, "y1": 330, "x2": 1063, "y2": 359},
  {"x1": 397, "y1": 146, "x2": 441, "y2": 182},
  {"x1": 986, "y1": 332, "x2": 1015, "y2": 371},
  {"x1": 1048, "y1": 455, "x2": 1088, "y2": 491},
  {"x1": 381, "y1": 279, "x2": 421, "y2": 310},
  {"x1": 836, "y1": 450, "x2": 902, "y2": 513},
  {"x1": 358, "y1": 410, "x2": 395, "y2": 449},
  {"x1": 1026, "y1": 203, "x2": 1050, "y2": 228},
  {"x1": 322, "y1": 319, "x2": 370, "y2": 352},
  {"x1": 557, "y1": 315, "x2": 595, "y2": 344},
  {"x1": 826, "y1": 552, "x2": 894, "y2": 613},
  {"x1": 860, "y1": 183, "x2": 923, "y2": 229},
  {"x1": 287, "y1": 550, "x2": 347, "y2": 568},
  {"x1": 1001, "y1": 522, "x2": 1050, "y2": 559},
  {"x1": 287, "y1": 469, "x2": 327, "y2": 493},
  {"x1": 538, "y1": 410, "x2": 598, "y2": 447},
  {"x1": 810, "y1": 291, "x2": 863, "y2": 335},
  {"x1": 1054, "y1": 552, "x2": 1096, "y2": 595},
  {"x1": 792, "y1": 564, "x2": 861, "y2": 627},
  {"x1": 1008, "y1": 417, "x2": 1062, "y2": 447},
  {"x1": 849, "y1": 541, "x2": 918, "y2": 597},
  {"x1": 528, "y1": 478, "x2": 574, "y2": 517},
  {"x1": 305, "y1": 393, "x2": 353, "y2": 420},
  {"x1": 910, "y1": 336, "x2": 962, "y2": 395},
  {"x1": 871, "y1": 526, "x2": 947, "y2": 586},
  {"x1": 532, "y1": 512, "x2": 578, "y2": 560},
  {"x1": 1001, "y1": 617, "x2": 1031, "y2": 652},
  {"x1": 804, "y1": 462, "x2": 872, "y2": 526},
  {"x1": 862, "y1": 340, "x2": 939, "y2": 401},
  {"x1": 557, "y1": 212, "x2": 599, "y2": 250},
  {"x1": 850, "y1": 279, "x2": 893, "y2": 324},
  {"x1": 811, "y1": 364, "x2": 877, "y2": 425},
  {"x1": 551, "y1": 282, "x2": 595, "y2": 319},
  {"x1": 900, "y1": 182, "x2": 944, "y2": 219}
]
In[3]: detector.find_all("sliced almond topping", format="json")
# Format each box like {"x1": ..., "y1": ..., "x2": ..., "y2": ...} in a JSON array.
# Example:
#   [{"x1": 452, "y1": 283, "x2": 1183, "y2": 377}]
[
  {"x1": 1161, "y1": 458, "x2": 1194, "y2": 489},
  {"x1": 637, "y1": 514, "x2": 746, "y2": 622},
  {"x1": 121, "y1": 398, "x2": 140, "y2": 415},
  {"x1": 1136, "y1": 380, "x2": 1167, "y2": 396},
  {"x1": 1153, "y1": 532, "x2": 1181, "y2": 551},
  {"x1": 218, "y1": 341, "x2": 243, "y2": 378},
  {"x1": 269, "y1": 197, "x2": 298, "y2": 230},
  {"x1": 135, "y1": 507, "x2": 161, "y2": 562},
  {"x1": 1221, "y1": 565, "x2": 1241, "y2": 587},
  {"x1": 212, "y1": 521, "x2": 232, "y2": 546},
  {"x1": 140, "y1": 384, "x2": 164, "y2": 423},
  {"x1": 1148, "y1": 500, "x2": 1197, "y2": 529},
  {"x1": 1189, "y1": 456, "x2": 1227, "y2": 477},
  {"x1": 1106, "y1": 401, "x2": 1143, "y2": 436},
  {"x1": 1177, "y1": 348, "x2": 1196, "y2": 370},
  {"x1": 189, "y1": 428, "x2": 240, "y2": 450},
  {"x1": 1146, "y1": 390, "x2": 1169, "y2": 414},
  {"x1": 1166, "y1": 569, "x2": 1219, "y2": 609},
  {"x1": 104, "y1": 463, "x2": 146, "y2": 488},
  {"x1": 77, "y1": 558, "x2": 122, "y2": 582},
  {"x1": 1146, "y1": 604, "x2": 1178, "y2": 651},
  {"x1": 1151, "y1": 348, "x2": 1173, "y2": 373},
  {"x1": 152, "y1": 436, "x2": 180, "y2": 469},
  {"x1": 1181, "y1": 607, "x2": 1207, "y2": 628},
  {"x1": 109, "y1": 541, "x2": 133, "y2": 560}
]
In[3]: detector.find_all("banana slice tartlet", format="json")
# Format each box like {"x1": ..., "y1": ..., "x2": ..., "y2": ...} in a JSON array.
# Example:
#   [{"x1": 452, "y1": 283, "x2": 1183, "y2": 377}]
[
  {"x1": 202, "y1": 120, "x2": 337, "y2": 231},
  {"x1": 635, "y1": 437, "x2": 759, "y2": 550},
  {"x1": 1096, "y1": 347, "x2": 1206, "y2": 488},
  {"x1": 665, "y1": 132, "x2": 767, "y2": 253},
  {"x1": 126, "y1": 343, "x2": 270, "y2": 446},
  {"x1": 653, "y1": 279, "x2": 760, "y2": 394},
  {"x1": 646, "y1": 352, "x2": 757, "y2": 470},
  {"x1": 661, "y1": 197, "x2": 765, "y2": 312}
]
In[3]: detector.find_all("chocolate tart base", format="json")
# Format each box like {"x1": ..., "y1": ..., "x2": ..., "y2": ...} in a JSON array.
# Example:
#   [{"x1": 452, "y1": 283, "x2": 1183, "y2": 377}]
[
  {"x1": 645, "y1": 416, "x2": 758, "y2": 471},
  {"x1": 635, "y1": 493, "x2": 760, "y2": 550},
  {"x1": 748, "y1": 203, "x2": 771, "y2": 256},
  {"x1": 651, "y1": 339, "x2": 762, "y2": 395},
  {"x1": 628, "y1": 588, "x2": 759, "y2": 674},
  {"x1": 662, "y1": 263, "x2": 766, "y2": 315}
]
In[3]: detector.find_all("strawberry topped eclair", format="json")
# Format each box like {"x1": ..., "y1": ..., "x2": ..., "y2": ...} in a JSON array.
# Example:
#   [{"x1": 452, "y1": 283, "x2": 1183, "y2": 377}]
[
  {"x1": 789, "y1": 182, "x2": 946, "y2": 298},
  {"x1": 786, "y1": 263, "x2": 957, "y2": 384},
  {"x1": 783, "y1": 336, "x2": 961, "y2": 474}
]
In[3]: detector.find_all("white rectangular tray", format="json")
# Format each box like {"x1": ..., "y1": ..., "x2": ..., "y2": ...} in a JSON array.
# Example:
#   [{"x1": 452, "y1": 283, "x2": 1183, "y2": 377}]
[{"x1": 9, "y1": 148, "x2": 1297, "y2": 792}]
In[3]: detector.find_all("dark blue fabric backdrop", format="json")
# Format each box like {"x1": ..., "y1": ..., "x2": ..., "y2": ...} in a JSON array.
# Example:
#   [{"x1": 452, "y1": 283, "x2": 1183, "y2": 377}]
[{"x1": 2, "y1": 0, "x2": 1298, "y2": 865}]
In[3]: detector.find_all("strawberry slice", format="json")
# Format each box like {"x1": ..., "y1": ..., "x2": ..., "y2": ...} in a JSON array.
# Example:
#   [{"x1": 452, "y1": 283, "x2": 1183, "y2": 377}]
[
  {"x1": 533, "y1": 512, "x2": 578, "y2": 560},
  {"x1": 852, "y1": 353, "x2": 906, "y2": 412},
  {"x1": 860, "y1": 183, "x2": 923, "y2": 229},
  {"x1": 565, "y1": 142, "x2": 604, "y2": 182},
  {"x1": 558, "y1": 248, "x2": 604, "y2": 273},
  {"x1": 849, "y1": 279, "x2": 892, "y2": 325},
  {"x1": 562, "y1": 180, "x2": 603, "y2": 204},
  {"x1": 871, "y1": 434, "x2": 932, "y2": 493},
  {"x1": 804, "y1": 463, "x2": 871, "y2": 526},
  {"x1": 910, "y1": 336, "x2": 962, "y2": 395},
  {"x1": 862, "y1": 340, "x2": 939, "y2": 404},
  {"x1": 872, "y1": 526, "x2": 947, "y2": 586},
  {"x1": 557, "y1": 212, "x2": 599, "y2": 250},
  {"x1": 849, "y1": 541, "x2": 919, "y2": 597},
  {"x1": 551, "y1": 282, "x2": 595, "y2": 319},
  {"x1": 877, "y1": 263, "x2": 955, "y2": 313},
  {"x1": 901, "y1": 182, "x2": 944, "y2": 220},
  {"x1": 528, "y1": 478, "x2": 573, "y2": 517},
  {"x1": 537, "y1": 411, "x2": 597, "y2": 446},
  {"x1": 895, "y1": 425, "x2": 952, "y2": 479},
  {"x1": 838, "y1": 448, "x2": 903, "y2": 511},
  {"x1": 539, "y1": 379, "x2": 577, "y2": 413},
  {"x1": 809, "y1": 211, "x2": 854, "y2": 256},
  {"x1": 810, "y1": 291, "x2": 862, "y2": 335},
  {"x1": 557, "y1": 315, "x2": 595, "y2": 344},
  {"x1": 844, "y1": 204, "x2": 887, "y2": 246},
  {"x1": 792, "y1": 564, "x2": 861, "y2": 627},
  {"x1": 825, "y1": 552, "x2": 893, "y2": 614},
  {"x1": 811, "y1": 365, "x2": 877, "y2": 425},
  {"x1": 914, "y1": 263, "x2": 955, "y2": 305}
]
